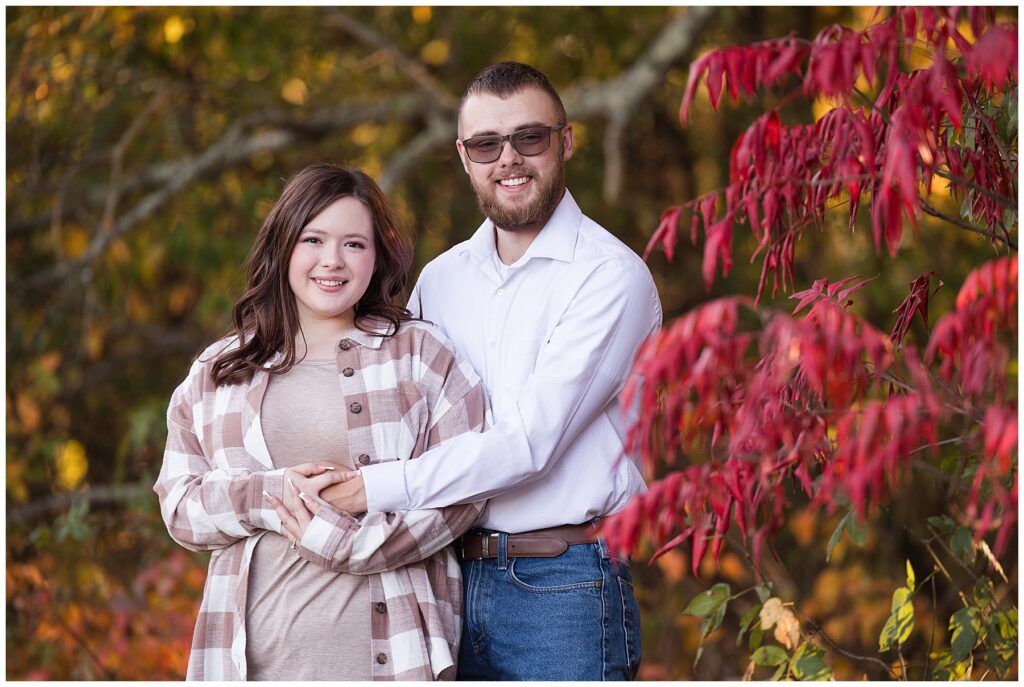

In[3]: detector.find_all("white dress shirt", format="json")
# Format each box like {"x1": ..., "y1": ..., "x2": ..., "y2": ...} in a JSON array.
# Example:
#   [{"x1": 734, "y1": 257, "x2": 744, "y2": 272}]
[{"x1": 360, "y1": 191, "x2": 663, "y2": 532}]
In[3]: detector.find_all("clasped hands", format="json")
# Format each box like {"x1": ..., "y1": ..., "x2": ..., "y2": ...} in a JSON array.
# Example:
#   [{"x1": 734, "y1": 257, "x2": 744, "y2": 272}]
[{"x1": 264, "y1": 462, "x2": 369, "y2": 549}]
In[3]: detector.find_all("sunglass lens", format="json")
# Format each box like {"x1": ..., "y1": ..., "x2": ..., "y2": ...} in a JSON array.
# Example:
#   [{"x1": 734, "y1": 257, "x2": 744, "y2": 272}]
[
  {"x1": 511, "y1": 128, "x2": 550, "y2": 156},
  {"x1": 467, "y1": 138, "x2": 502, "y2": 162}
]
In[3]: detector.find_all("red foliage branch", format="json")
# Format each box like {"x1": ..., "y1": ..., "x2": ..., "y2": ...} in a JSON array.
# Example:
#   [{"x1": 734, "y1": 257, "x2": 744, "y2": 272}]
[
  {"x1": 605, "y1": 255, "x2": 1018, "y2": 568},
  {"x1": 653, "y1": 7, "x2": 1017, "y2": 303}
]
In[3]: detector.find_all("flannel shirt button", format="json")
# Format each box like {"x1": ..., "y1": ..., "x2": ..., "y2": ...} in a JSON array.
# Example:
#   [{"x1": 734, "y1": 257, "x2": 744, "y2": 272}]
[
  {"x1": 358, "y1": 453, "x2": 370, "y2": 465},
  {"x1": 338, "y1": 339, "x2": 352, "y2": 351},
  {"x1": 376, "y1": 653, "x2": 388, "y2": 665},
  {"x1": 349, "y1": 402, "x2": 362, "y2": 414},
  {"x1": 375, "y1": 602, "x2": 387, "y2": 614},
  {"x1": 342, "y1": 367, "x2": 355, "y2": 377}
]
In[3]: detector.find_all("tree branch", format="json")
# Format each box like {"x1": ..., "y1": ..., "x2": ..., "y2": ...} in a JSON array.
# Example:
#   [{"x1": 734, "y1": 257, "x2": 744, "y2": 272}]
[
  {"x1": 7, "y1": 482, "x2": 154, "y2": 524},
  {"x1": 323, "y1": 10, "x2": 458, "y2": 110},
  {"x1": 379, "y1": 113, "x2": 454, "y2": 193},
  {"x1": 918, "y1": 200, "x2": 1017, "y2": 250},
  {"x1": 12, "y1": 8, "x2": 719, "y2": 291},
  {"x1": 932, "y1": 167, "x2": 1017, "y2": 210}
]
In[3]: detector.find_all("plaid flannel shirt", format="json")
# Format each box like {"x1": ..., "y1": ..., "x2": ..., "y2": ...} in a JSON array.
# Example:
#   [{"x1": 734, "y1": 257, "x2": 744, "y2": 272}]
[{"x1": 154, "y1": 321, "x2": 487, "y2": 680}]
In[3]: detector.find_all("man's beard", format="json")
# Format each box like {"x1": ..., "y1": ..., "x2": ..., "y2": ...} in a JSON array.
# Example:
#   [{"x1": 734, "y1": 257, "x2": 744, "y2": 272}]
[{"x1": 472, "y1": 158, "x2": 566, "y2": 233}]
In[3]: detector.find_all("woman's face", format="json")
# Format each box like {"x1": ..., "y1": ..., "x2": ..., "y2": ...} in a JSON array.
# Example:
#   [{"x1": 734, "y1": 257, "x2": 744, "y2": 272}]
[{"x1": 288, "y1": 196, "x2": 376, "y2": 332}]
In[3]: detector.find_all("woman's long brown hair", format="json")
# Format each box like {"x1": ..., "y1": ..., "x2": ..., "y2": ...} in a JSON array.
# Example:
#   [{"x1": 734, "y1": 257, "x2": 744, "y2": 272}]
[{"x1": 210, "y1": 164, "x2": 413, "y2": 386}]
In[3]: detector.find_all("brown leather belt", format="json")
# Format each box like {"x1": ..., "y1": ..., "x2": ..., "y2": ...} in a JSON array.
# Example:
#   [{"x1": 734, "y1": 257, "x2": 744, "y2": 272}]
[{"x1": 457, "y1": 522, "x2": 601, "y2": 560}]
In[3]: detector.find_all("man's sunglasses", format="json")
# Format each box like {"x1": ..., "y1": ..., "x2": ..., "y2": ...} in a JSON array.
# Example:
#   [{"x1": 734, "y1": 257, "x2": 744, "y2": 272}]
[{"x1": 460, "y1": 125, "x2": 565, "y2": 164}]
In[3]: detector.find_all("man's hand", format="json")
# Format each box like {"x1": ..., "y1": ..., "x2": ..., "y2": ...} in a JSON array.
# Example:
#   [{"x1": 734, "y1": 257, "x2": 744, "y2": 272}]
[
  {"x1": 320, "y1": 472, "x2": 367, "y2": 515},
  {"x1": 281, "y1": 463, "x2": 350, "y2": 513}
]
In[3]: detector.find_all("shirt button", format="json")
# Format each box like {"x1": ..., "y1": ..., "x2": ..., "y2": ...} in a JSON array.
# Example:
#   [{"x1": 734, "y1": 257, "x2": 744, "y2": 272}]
[
  {"x1": 349, "y1": 402, "x2": 362, "y2": 414},
  {"x1": 338, "y1": 339, "x2": 352, "y2": 351},
  {"x1": 376, "y1": 653, "x2": 388, "y2": 665},
  {"x1": 342, "y1": 367, "x2": 355, "y2": 377},
  {"x1": 375, "y1": 602, "x2": 387, "y2": 614},
  {"x1": 358, "y1": 453, "x2": 370, "y2": 465},
  {"x1": 496, "y1": 288, "x2": 504, "y2": 296}
]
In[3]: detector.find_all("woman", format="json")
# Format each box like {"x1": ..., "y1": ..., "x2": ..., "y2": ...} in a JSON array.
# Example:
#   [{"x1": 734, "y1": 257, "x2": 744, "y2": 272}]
[{"x1": 154, "y1": 164, "x2": 487, "y2": 680}]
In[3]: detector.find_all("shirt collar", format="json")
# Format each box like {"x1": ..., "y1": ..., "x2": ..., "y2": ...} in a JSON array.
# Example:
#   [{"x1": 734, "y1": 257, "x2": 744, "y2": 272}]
[
  {"x1": 259, "y1": 320, "x2": 389, "y2": 368},
  {"x1": 460, "y1": 189, "x2": 581, "y2": 265}
]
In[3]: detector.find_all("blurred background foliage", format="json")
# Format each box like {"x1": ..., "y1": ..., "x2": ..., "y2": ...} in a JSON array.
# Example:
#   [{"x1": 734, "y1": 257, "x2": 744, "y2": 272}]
[{"x1": 6, "y1": 6, "x2": 1013, "y2": 679}]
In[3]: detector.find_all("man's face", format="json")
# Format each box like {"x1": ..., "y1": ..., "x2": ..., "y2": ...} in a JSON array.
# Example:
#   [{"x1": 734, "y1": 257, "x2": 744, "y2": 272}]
[{"x1": 456, "y1": 87, "x2": 574, "y2": 234}]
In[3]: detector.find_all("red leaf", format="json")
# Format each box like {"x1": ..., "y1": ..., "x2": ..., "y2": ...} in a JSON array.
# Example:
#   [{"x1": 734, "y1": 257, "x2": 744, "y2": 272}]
[
  {"x1": 644, "y1": 206, "x2": 683, "y2": 261},
  {"x1": 680, "y1": 53, "x2": 712, "y2": 125},
  {"x1": 702, "y1": 220, "x2": 734, "y2": 291},
  {"x1": 956, "y1": 255, "x2": 1017, "y2": 310}
]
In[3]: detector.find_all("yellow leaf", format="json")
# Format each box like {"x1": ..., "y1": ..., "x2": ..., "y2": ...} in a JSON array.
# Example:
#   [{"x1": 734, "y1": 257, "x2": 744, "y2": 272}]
[
  {"x1": 7, "y1": 460, "x2": 29, "y2": 503},
  {"x1": 411, "y1": 6, "x2": 432, "y2": 23},
  {"x1": 351, "y1": 123, "x2": 380, "y2": 147},
  {"x1": 167, "y1": 284, "x2": 195, "y2": 316},
  {"x1": 85, "y1": 321, "x2": 107, "y2": 360},
  {"x1": 655, "y1": 549, "x2": 687, "y2": 584},
  {"x1": 788, "y1": 507, "x2": 817, "y2": 547},
  {"x1": 55, "y1": 439, "x2": 88, "y2": 491},
  {"x1": 15, "y1": 394, "x2": 42, "y2": 433},
  {"x1": 281, "y1": 78, "x2": 308, "y2": 106},
  {"x1": 420, "y1": 39, "x2": 450, "y2": 66},
  {"x1": 163, "y1": 16, "x2": 188, "y2": 45},
  {"x1": 62, "y1": 224, "x2": 90, "y2": 259},
  {"x1": 108, "y1": 238, "x2": 131, "y2": 264},
  {"x1": 760, "y1": 597, "x2": 801, "y2": 650}
]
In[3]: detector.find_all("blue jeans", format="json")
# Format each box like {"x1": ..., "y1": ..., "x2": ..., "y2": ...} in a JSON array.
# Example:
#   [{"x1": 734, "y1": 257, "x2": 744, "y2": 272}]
[{"x1": 456, "y1": 532, "x2": 641, "y2": 681}]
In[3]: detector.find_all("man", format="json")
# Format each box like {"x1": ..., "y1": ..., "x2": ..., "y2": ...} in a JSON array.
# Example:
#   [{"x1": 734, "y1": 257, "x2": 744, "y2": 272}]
[{"x1": 325, "y1": 62, "x2": 661, "y2": 680}]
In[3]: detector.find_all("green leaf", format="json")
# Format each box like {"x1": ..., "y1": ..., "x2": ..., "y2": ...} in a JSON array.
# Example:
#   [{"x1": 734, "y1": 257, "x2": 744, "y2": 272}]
[
  {"x1": 755, "y1": 582, "x2": 772, "y2": 603},
  {"x1": 950, "y1": 607, "x2": 982, "y2": 663},
  {"x1": 737, "y1": 604, "x2": 762, "y2": 647},
  {"x1": 825, "y1": 511, "x2": 867, "y2": 561},
  {"x1": 749, "y1": 622, "x2": 764, "y2": 650},
  {"x1": 927, "y1": 515, "x2": 955, "y2": 534},
  {"x1": 825, "y1": 512, "x2": 851, "y2": 562},
  {"x1": 973, "y1": 577, "x2": 995, "y2": 608},
  {"x1": 683, "y1": 582, "x2": 731, "y2": 617},
  {"x1": 752, "y1": 645, "x2": 789, "y2": 667},
  {"x1": 905, "y1": 560, "x2": 915, "y2": 591},
  {"x1": 770, "y1": 663, "x2": 789, "y2": 681},
  {"x1": 879, "y1": 587, "x2": 914, "y2": 651},
  {"x1": 951, "y1": 527, "x2": 976, "y2": 564},
  {"x1": 700, "y1": 601, "x2": 728, "y2": 638},
  {"x1": 791, "y1": 644, "x2": 833, "y2": 681},
  {"x1": 846, "y1": 515, "x2": 868, "y2": 545}
]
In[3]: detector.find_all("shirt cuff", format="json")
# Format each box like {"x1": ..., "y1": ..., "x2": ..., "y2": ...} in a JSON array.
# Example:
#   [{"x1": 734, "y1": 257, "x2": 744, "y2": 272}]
[
  {"x1": 250, "y1": 467, "x2": 288, "y2": 531},
  {"x1": 360, "y1": 460, "x2": 410, "y2": 512}
]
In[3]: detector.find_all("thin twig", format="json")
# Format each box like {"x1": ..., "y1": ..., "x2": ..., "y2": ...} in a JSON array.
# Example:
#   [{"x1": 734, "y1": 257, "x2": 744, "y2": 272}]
[
  {"x1": 919, "y1": 200, "x2": 1017, "y2": 250},
  {"x1": 933, "y1": 168, "x2": 1017, "y2": 211},
  {"x1": 800, "y1": 614, "x2": 900, "y2": 679},
  {"x1": 925, "y1": 572, "x2": 937, "y2": 678}
]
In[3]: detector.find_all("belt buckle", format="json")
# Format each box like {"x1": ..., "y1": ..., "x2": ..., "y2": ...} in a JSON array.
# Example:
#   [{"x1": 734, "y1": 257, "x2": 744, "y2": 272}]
[{"x1": 482, "y1": 532, "x2": 499, "y2": 558}]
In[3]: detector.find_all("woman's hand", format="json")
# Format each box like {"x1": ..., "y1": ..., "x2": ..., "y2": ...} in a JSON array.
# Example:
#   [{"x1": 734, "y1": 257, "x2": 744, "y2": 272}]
[
  {"x1": 279, "y1": 462, "x2": 344, "y2": 511},
  {"x1": 266, "y1": 478, "x2": 322, "y2": 548},
  {"x1": 265, "y1": 463, "x2": 349, "y2": 547}
]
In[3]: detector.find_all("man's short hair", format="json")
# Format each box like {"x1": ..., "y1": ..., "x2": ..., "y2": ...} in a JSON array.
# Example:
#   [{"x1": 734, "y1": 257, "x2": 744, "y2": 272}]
[{"x1": 458, "y1": 62, "x2": 567, "y2": 131}]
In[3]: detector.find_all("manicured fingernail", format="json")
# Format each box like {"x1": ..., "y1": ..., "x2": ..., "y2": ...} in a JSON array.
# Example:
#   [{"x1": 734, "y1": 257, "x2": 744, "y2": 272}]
[
  {"x1": 288, "y1": 478, "x2": 296, "y2": 489},
  {"x1": 297, "y1": 491, "x2": 310, "y2": 502},
  {"x1": 262, "y1": 490, "x2": 272, "y2": 500},
  {"x1": 318, "y1": 465, "x2": 336, "y2": 470}
]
